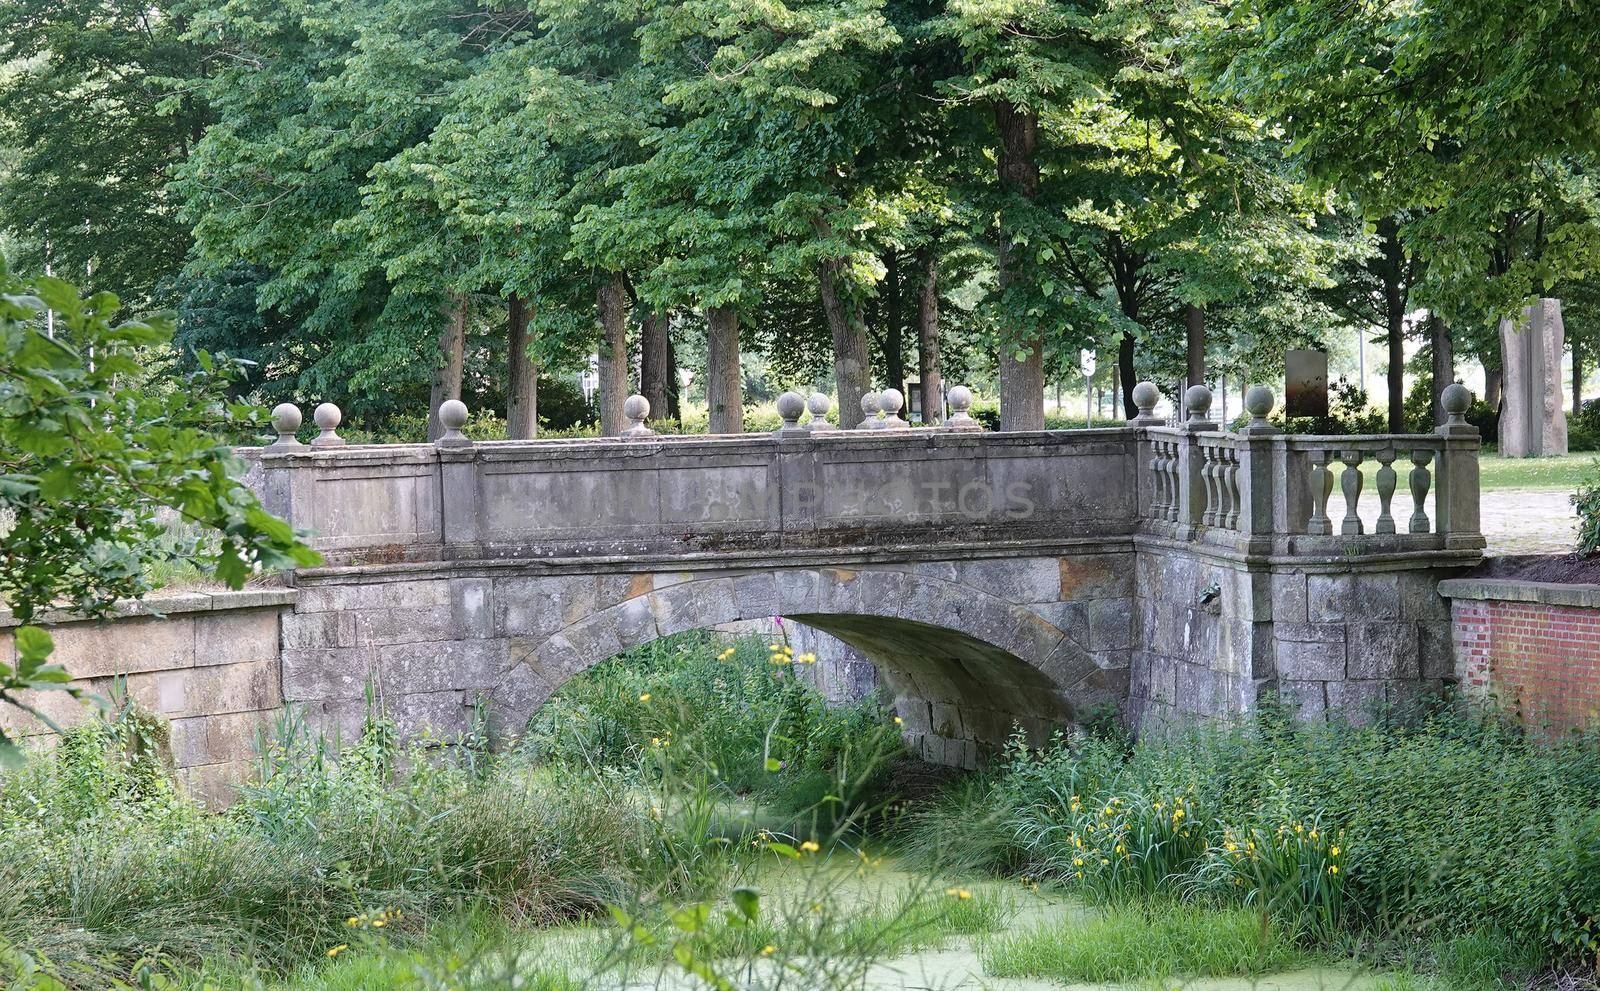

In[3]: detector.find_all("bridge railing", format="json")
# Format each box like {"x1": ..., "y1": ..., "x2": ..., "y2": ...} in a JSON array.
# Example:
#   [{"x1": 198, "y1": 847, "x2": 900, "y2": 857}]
[
  {"x1": 240, "y1": 379, "x2": 1481, "y2": 567},
  {"x1": 1132, "y1": 381, "x2": 1483, "y2": 557}
]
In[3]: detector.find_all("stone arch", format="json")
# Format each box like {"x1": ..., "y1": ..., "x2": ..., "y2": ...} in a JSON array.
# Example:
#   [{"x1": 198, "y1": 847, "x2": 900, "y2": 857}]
[{"x1": 489, "y1": 566, "x2": 1115, "y2": 767}]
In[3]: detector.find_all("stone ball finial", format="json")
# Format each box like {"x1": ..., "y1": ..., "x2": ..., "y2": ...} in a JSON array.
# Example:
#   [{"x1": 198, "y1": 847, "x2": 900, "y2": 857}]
[
  {"x1": 1438, "y1": 380, "x2": 1474, "y2": 436},
  {"x1": 805, "y1": 391, "x2": 832, "y2": 430},
  {"x1": 621, "y1": 394, "x2": 655, "y2": 438},
  {"x1": 776, "y1": 391, "x2": 805, "y2": 425},
  {"x1": 878, "y1": 387, "x2": 908, "y2": 429},
  {"x1": 268, "y1": 403, "x2": 303, "y2": 448},
  {"x1": 1131, "y1": 381, "x2": 1160, "y2": 419},
  {"x1": 1244, "y1": 385, "x2": 1275, "y2": 420},
  {"x1": 436, "y1": 398, "x2": 471, "y2": 446},
  {"x1": 858, "y1": 390, "x2": 883, "y2": 429},
  {"x1": 1240, "y1": 384, "x2": 1281, "y2": 436},
  {"x1": 311, "y1": 402, "x2": 345, "y2": 448},
  {"x1": 439, "y1": 399, "x2": 469, "y2": 432},
  {"x1": 773, "y1": 391, "x2": 806, "y2": 437},
  {"x1": 945, "y1": 385, "x2": 982, "y2": 432},
  {"x1": 1183, "y1": 384, "x2": 1213, "y2": 421}
]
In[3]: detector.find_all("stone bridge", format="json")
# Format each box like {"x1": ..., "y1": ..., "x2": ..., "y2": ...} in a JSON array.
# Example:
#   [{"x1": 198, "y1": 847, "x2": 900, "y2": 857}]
[{"x1": 233, "y1": 382, "x2": 1483, "y2": 766}]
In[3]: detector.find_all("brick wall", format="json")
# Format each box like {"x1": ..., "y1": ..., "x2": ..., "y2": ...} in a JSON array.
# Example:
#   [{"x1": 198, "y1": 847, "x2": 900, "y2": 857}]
[{"x1": 1442, "y1": 579, "x2": 1600, "y2": 733}]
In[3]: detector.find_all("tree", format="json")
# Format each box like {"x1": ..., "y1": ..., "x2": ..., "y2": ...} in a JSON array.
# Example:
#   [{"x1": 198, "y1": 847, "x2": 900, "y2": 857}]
[
  {"x1": 0, "y1": 266, "x2": 317, "y2": 763},
  {"x1": 0, "y1": 0, "x2": 207, "y2": 310}
]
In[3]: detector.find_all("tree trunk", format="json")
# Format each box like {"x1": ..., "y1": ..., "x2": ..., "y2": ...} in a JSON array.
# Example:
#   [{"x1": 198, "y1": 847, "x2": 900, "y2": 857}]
[
  {"x1": 818, "y1": 259, "x2": 871, "y2": 428},
  {"x1": 640, "y1": 310, "x2": 672, "y2": 422},
  {"x1": 665, "y1": 329, "x2": 682, "y2": 422},
  {"x1": 916, "y1": 246, "x2": 943, "y2": 424},
  {"x1": 1378, "y1": 217, "x2": 1407, "y2": 433},
  {"x1": 427, "y1": 293, "x2": 469, "y2": 441},
  {"x1": 1118, "y1": 334, "x2": 1137, "y2": 419},
  {"x1": 1485, "y1": 366, "x2": 1503, "y2": 410},
  {"x1": 1184, "y1": 304, "x2": 1206, "y2": 389},
  {"x1": 705, "y1": 306, "x2": 743, "y2": 433},
  {"x1": 506, "y1": 293, "x2": 538, "y2": 439},
  {"x1": 995, "y1": 101, "x2": 1043, "y2": 431},
  {"x1": 1574, "y1": 339, "x2": 1584, "y2": 415},
  {"x1": 596, "y1": 274, "x2": 629, "y2": 436},
  {"x1": 1429, "y1": 312, "x2": 1453, "y2": 427},
  {"x1": 884, "y1": 247, "x2": 905, "y2": 399}
]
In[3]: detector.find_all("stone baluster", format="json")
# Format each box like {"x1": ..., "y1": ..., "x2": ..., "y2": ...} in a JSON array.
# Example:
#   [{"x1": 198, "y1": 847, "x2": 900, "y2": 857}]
[
  {"x1": 805, "y1": 392, "x2": 833, "y2": 431},
  {"x1": 1221, "y1": 446, "x2": 1241, "y2": 529},
  {"x1": 878, "y1": 388, "x2": 909, "y2": 429},
  {"x1": 622, "y1": 395, "x2": 657, "y2": 438},
  {"x1": 1176, "y1": 385, "x2": 1215, "y2": 533},
  {"x1": 1306, "y1": 450, "x2": 1335, "y2": 535},
  {"x1": 311, "y1": 402, "x2": 346, "y2": 448},
  {"x1": 1235, "y1": 386, "x2": 1282, "y2": 540},
  {"x1": 1148, "y1": 439, "x2": 1169, "y2": 520},
  {"x1": 944, "y1": 386, "x2": 983, "y2": 432},
  {"x1": 1164, "y1": 438, "x2": 1182, "y2": 522},
  {"x1": 1200, "y1": 445, "x2": 1220, "y2": 526},
  {"x1": 436, "y1": 399, "x2": 470, "y2": 447},
  {"x1": 1373, "y1": 449, "x2": 1398, "y2": 534},
  {"x1": 1338, "y1": 449, "x2": 1365, "y2": 535},
  {"x1": 858, "y1": 391, "x2": 883, "y2": 430},
  {"x1": 1408, "y1": 449, "x2": 1434, "y2": 533},
  {"x1": 268, "y1": 403, "x2": 304, "y2": 448}
]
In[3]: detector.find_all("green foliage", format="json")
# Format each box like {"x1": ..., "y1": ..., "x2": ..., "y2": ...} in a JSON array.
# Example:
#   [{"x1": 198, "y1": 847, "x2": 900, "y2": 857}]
[
  {"x1": 0, "y1": 267, "x2": 318, "y2": 760},
  {"x1": 525, "y1": 631, "x2": 905, "y2": 832},
  {"x1": 909, "y1": 707, "x2": 1600, "y2": 975},
  {"x1": 1573, "y1": 460, "x2": 1600, "y2": 555},
  {"x1": 982, "y1": 902, "x2": 1304, "y2": 983}
]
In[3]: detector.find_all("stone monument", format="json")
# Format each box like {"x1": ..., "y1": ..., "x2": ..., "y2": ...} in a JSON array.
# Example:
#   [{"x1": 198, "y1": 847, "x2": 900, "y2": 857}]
[{"x1": 1499, "y1": 297, "x2": 1568, "y2": 457}]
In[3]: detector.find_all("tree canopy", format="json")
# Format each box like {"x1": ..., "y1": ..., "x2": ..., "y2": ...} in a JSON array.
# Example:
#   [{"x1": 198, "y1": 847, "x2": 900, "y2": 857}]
[{"x1": 3, "y1": 0, "x2": 1599, "y2": 434}]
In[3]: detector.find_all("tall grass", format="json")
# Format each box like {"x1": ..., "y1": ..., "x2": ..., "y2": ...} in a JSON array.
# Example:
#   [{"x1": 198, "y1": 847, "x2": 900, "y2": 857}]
[
  {"x1": 904, "y1": 700, "x2": 1600, "y2": 982},
  {"x1": 0, "y1": 631, "x2": 920, "y2": 988}
]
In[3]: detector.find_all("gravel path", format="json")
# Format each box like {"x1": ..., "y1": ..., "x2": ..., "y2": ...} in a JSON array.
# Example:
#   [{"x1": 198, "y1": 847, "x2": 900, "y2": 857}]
[{"x1": 1481, "y1": 488, "x2": 1577, "y2": 555}]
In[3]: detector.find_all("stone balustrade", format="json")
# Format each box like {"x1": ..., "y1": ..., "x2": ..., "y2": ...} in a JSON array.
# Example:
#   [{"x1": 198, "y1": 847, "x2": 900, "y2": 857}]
[
  {"x1": 1134, "y1": 381, "x2": 1482, "y2": 557},
  {"x1": 243, "y1": 379, "x2": 1482, "y2": 568}
]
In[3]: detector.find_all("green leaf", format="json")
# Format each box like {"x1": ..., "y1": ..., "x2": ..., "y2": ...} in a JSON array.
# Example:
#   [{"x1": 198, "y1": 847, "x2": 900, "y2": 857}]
[
  {"x1": 731, "y1": 886, "x2": 760, "y2": 922},
  {"x1": 14, "y1": 626, "x2": 54, "y2": 667}
]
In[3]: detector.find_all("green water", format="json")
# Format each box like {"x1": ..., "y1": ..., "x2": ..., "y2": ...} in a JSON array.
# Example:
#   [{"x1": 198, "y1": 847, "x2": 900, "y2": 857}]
[{"x1": 510, "y1": 855, "x2": 1390, "y2": 991}]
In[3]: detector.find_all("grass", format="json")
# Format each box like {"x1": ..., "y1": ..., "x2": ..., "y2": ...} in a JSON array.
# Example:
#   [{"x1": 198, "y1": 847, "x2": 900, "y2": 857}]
[
  {"x1": 982, "y1": 902, "x2": 1305, "y2": 983},
  {"x1": 1478, "y1": 451, "x2": 1593, "y2": 491}
]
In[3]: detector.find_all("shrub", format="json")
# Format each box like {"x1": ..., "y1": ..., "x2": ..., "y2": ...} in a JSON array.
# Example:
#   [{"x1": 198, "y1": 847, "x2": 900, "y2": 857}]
[{"x1": 1573, "y1": 460, "x2": 1600, "y2": 554}]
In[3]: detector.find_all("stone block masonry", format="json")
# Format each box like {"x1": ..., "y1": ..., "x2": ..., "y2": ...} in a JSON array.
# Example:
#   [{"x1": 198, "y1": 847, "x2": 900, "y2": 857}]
[
  {"x1": 0, "y1": 589, "x2": 297, "y2": 805},
  {"x1": 1442, "y1": 578, "x2": 1600, "y2": 733}
]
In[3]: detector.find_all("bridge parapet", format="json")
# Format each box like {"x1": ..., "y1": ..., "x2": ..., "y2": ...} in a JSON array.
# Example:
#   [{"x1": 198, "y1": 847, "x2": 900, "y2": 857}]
[
  {"x1": 241, "y1": 381, "x2": 1481, "y2": 571},
  {"x1": 1138, "y1": 381, "x2": 1483, "y2": 560}
]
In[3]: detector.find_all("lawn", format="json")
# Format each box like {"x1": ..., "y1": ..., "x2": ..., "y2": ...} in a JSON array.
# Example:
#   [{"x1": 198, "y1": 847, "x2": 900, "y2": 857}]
[{"x1": 1478, "y1": 451, "x2": 1594, "y2": 491}]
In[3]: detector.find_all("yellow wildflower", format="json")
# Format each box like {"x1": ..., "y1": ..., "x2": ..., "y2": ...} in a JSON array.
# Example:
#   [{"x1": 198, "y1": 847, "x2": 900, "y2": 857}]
[
  {"x1": 1330, "y1": 846, "x2": 1340, "y2": 857},
  {"x1": 1328, "y1": 864, "x2": 1339, "y2": 875},
  {"x1": 761, "y1": 945, "x2": 776, "y2": 956},
  {"x1": 638, "y1": 693, "x2": 651, "y2": 703},
  {"x1": 327, "y1": 944, "x2": 348, "y2": 958},
  {"x1": 893, "y1": 716, "x2": 903, "y2": 725},
  {"x1": 800, "y1": 840, "x2": 820, "y2": 853}
]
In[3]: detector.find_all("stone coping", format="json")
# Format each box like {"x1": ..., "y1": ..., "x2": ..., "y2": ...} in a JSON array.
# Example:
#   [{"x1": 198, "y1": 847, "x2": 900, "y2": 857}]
[
  {"x1": 1438, "y1": 577, "x2": 1600, "y2": 610},
  {"x1": 0, "y1": 587, "x2": 298, "y2": 630}
]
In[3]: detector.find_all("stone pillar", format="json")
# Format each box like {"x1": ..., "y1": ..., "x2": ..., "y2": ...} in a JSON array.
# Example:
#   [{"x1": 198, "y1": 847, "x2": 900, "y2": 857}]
[{"x1": 1498, "y1": 298, "x2": 1568, "y2": 457}]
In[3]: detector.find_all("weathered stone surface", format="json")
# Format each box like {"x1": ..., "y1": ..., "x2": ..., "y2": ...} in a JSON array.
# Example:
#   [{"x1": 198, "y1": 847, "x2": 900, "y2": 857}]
[
  {"x1": 1347, "y1": 622, "x2": 1419, "y2": 680},
  {"x1": 1499, "y1": 298, "x2": 1568, "y2": 458},
  {"x1": 50, "y1": 615, "x2": 196, "y2": 678},
  {"x1": 193, "y1": 608, "x2": 281, "y2": 667},
  {"x1": 282, "y1": 647, "x2": 374, "y2": 701},
  {"x1": 1271, "y1": 572, "x2": 1309, "y2": 623},
  {"x1": 1276, "y1": 636, "x2": 1346, "y2": 681},
  {"x1": 379, "y1": 639, "x2": 506, "y2": 694},
  {"x1": 1307, "y1": 573, "x2": 1401, "y2": 623}
]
